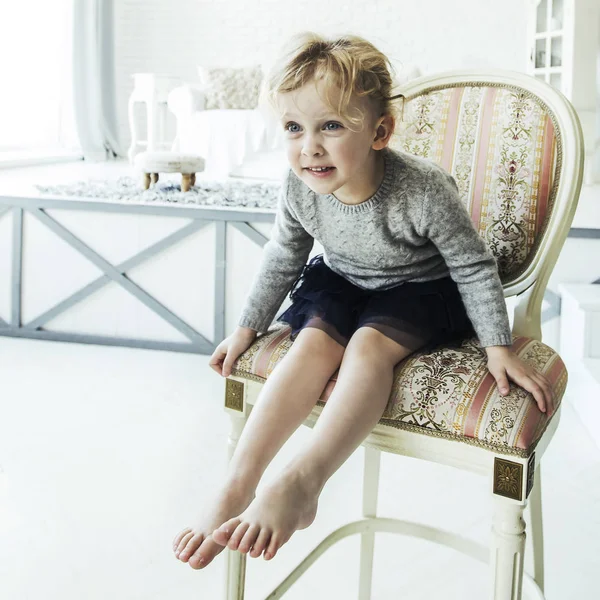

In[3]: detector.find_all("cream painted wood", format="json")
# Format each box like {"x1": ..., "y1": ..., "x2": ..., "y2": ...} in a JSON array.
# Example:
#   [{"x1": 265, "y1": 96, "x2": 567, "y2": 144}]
[
  {"x1": 358, "y1": 446, "x2": 381, "y2": 600},
  {"x1": 527, "y1": 471, "x2": 545, "y2": 594},
  {"x1": 222, "y1": 69, "x2": 584, "y2": 599},
  {"x1": 224, "y1": 402, "x2": 250, "y2": 600},
  {"x1": 490, "y1": 500, "x2": 527, "y2": 600}
]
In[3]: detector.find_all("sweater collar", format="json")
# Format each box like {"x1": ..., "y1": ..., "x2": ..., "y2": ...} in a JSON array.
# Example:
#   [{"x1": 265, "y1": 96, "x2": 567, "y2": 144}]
[{"x1": 325, "y1": 147, "x2": 402, "y2": 214}]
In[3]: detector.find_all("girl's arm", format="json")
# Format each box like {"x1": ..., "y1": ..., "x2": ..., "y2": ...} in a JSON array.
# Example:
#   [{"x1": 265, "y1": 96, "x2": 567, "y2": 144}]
[
  {"x1": 238, "y1": 170, "x2": 314, "y2": 334},
  {"x1": 419, "y1": 166, "x2": 511, "y2": 347}
]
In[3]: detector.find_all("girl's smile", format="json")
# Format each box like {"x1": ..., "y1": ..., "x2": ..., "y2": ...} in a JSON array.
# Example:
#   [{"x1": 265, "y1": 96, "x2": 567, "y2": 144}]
[{"x1": 304, "y1": 166, "x2": 336, "y2": 178}]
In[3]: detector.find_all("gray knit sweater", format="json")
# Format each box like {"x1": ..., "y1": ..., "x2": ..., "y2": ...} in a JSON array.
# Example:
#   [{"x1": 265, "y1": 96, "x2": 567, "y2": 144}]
[{"x1": 238, "y1": 147, "x2": 512, "y2": 348}]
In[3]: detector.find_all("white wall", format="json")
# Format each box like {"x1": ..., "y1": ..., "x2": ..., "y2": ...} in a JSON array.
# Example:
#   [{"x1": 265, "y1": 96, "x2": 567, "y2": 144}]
[{"x1": 114, "y1": 0, "x2": 530, "y2": 151}]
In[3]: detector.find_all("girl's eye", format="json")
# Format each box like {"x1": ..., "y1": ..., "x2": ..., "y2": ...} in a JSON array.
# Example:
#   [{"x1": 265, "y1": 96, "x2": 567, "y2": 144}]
[
  {"x1": 324, "y1": 122, "x2": 342, "y2": 131},
  {"x1": 285, "y1": 122, "x2": 301, "y2": 133}
]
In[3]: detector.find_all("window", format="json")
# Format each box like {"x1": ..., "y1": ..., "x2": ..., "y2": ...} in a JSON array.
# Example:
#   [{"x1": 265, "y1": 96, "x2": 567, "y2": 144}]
[
  {"x1": 0, "y1": 0, "x2": 81, "y2": 163},
  {"x1": 532, "y1": 0, "x2": 565, "y2": 93}
]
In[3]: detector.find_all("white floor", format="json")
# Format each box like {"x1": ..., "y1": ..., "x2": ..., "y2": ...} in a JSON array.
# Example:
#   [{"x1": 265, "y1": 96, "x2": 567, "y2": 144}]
[
  {"x1": 1, "y1": 159, "x2": 600, "y2": 599},
  {"x1": 0, "y1": 335, "x2": 599, "y2": 600}
]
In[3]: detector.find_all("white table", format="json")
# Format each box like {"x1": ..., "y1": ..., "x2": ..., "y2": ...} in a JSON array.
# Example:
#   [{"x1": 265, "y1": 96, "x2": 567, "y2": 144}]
[{"x1": 127, "y1": 73, "x2": 181, "y2": 164}]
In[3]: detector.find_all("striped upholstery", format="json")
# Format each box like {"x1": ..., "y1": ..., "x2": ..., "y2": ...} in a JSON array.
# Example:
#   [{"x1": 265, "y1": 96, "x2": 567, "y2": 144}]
[
  {"x1": 231, "y1": 81, "x2": 566, "y2": 457},
  {"x1": 389, "y1": 84, "x2": 559, "y2": 282},
  {"x1": 233, "y1": 325, "x2": 567, "y2": 458}
]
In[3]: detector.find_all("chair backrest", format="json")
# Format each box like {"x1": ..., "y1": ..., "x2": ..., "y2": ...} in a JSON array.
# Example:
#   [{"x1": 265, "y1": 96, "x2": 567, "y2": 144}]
[{"x1": 391, "y1": 70, "x2": 584, "y2": 308}]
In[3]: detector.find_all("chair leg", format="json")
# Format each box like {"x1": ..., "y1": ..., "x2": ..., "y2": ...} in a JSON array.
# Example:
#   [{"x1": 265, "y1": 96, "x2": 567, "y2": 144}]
[
  {"x1": 182, "y1": 173, "x2": 192, "y2": 192},
  {"x1": 490, "y1": 497, "x2": 527, "y2": 600},
  {"x1": 528, "y1": 469, "x2": 545, "y2": 593},
  {"x1": 225, "y1": 550, "x2": 246, "y2": 600},
  {"x1": 224, "y1": 410, "x2": 249, "y2": 600},
  {"x1": 150, "y1": 173, "x2": 159, "y2": 185},
  {"x1": 358, "y1": 446, "x2": 381, "y2": 600},
  {"x1": 142, "y1": 173, "x2": 151, "y2": 190}
]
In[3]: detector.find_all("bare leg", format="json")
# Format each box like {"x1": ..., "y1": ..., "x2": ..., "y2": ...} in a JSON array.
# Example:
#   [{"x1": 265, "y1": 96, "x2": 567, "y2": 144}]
[
  {"x1": 212, "y1": 326, "x2": 413, "y2": 560},
  {"x1": 173, "y1": 326, "x2": 345, "y2": 569}
]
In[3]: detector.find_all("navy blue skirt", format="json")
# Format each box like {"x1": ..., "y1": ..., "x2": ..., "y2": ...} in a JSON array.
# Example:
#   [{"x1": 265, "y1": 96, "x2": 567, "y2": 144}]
[{"x1": 277, "y1": 254, "x2": 475, "y2": 352}]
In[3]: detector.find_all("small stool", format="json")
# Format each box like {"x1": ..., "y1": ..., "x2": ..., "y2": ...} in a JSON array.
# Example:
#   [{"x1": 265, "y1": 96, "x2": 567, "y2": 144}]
[{"x1": 134, "y1": 152, "x2": 205, "y2": 192}]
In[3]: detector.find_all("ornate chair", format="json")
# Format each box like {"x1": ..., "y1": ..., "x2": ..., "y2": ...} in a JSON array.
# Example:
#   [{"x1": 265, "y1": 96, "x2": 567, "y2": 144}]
[{"x1": 221, "y1": 70, "x2": 584, "y2": 599}]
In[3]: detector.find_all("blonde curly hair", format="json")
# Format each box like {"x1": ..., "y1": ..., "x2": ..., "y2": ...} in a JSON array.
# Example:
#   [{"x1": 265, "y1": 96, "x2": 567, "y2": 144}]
[{"x1": 261, "y1": 32, "x2": 403, "y2": 132}]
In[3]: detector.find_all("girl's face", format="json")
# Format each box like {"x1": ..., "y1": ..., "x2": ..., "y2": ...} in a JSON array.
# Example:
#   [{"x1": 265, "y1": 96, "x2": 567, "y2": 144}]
[{"x1": 277, "y1": 79, "x2": 391, "y2": 205}]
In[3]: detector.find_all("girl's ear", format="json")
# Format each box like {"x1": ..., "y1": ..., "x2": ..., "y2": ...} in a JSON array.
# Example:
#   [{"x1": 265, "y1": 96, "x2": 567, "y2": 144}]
[{"x1": 372, "y1": 114, "x2": 395, "y2": 150}]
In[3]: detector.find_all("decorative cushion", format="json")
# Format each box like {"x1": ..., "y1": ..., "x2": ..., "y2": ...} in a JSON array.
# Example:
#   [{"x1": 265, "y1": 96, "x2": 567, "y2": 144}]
[
  {"x1": 134, "y1": 151, "x2": 205, "y2": 173},
  {"x1": 197, "y1": 65, "x2": 263, "y2": 110},
  {"x1": 389, "y1": 84, "x2": 559, "y2": 284},
  {"x1": 232, "y1": 325, "x2": 567, "y2": 458}
]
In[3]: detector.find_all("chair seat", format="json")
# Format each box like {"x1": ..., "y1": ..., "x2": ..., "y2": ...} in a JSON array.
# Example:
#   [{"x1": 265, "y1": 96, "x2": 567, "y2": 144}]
[{"x1": 232, "y1": 325, "x2": 567, "y2": 458}]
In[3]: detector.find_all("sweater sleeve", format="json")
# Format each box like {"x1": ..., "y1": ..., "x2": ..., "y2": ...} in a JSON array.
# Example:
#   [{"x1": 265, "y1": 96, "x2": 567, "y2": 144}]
[
  {"x1": 238, "y1": 170, "x2": 314, "y2": 333},
  {"x1": 419, "y1": 166, "x2": 513, "y2": 348}
]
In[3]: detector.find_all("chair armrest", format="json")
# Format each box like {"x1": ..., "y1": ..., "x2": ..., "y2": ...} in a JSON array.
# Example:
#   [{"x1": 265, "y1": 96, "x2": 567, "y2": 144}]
[{"x1": 167, "y1": 84, "x2": 207, "y2": 119}]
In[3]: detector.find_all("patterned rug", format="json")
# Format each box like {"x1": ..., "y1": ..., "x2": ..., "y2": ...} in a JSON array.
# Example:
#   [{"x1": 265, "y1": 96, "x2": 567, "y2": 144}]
[{"x1": 35, "y1": 176, "x2": 281, "y2": 210}]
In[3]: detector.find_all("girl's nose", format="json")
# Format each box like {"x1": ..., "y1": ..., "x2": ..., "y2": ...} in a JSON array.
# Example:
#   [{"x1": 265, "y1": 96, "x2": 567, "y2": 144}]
[{"x1": 301, "y1": 135, "x2": 324, "y2": 157}]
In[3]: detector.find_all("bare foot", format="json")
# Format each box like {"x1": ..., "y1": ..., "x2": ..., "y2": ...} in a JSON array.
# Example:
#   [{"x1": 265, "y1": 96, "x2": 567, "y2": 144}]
[
  {"x1": 211, "y1": 468, "x2": 320, "y2": 561},
  {"x1": 172, "y1": 480, "x2": 255, "y2": 569}
]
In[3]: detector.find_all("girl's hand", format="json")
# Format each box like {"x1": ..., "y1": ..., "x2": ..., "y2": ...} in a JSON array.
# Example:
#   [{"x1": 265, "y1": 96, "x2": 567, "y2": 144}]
[
  {"x1": 485, "y1": 346, "x2": 554, "y2": 413},
  {"x1": 209, "y1": 326, "x2": 258, "y2": 377}
]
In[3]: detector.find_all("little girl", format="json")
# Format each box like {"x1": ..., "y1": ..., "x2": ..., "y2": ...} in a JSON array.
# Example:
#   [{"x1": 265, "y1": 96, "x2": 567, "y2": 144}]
[{"x1": 173, "y1": 32, "x2": 554, "y2": 570}]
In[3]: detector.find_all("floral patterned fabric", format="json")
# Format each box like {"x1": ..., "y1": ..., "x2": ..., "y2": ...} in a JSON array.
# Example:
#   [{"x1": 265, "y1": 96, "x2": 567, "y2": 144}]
[
  {"x1": 389, "y1": 84, "x2": 558, "y2": 283},
  {"x1": 232, "y1": 325, "x2": 567, "y2": 458}
]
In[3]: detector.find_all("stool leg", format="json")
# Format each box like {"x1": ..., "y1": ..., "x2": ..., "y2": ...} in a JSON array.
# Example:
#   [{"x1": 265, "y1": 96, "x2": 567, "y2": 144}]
[
  {"x1": 151, "y1": 173, "x2": 159, "y2": 185},
  {"x1": 490, "y1": 497, "x2": 526, "y2": 600},
  {"x1": 142, "y1": 173, "x2": 151, "y2": 190},
  {"x1": 359, "y1": 446, "x2": 381, "y2": 600},
  {"x1": 190, "y1": 173, "x2": 196, "y2": 187},
  {"x1": 181, "y1": 173, "x2": 192, "y2": 192}
]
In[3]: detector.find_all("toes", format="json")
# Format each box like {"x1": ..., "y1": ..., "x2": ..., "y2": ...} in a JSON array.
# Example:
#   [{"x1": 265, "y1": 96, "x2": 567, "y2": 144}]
[
  {"x1": 264, "y1": 534, "x2": 281, "y2": 560},
  {"x1": 188, "y1": 536, "x2": 225, "y2": 570},
  {"x1": 238, "y1": 524, "x2": 260, "y2": 554},
  {"x1": 173, "y1": 527, "x2": 192, "y2": 551},
  {"x1": 212, "y1": 517, "x2": 242, "y2": 546},
  {"x1": 175, "y1": 531, "x2": 195, "y2": 558},
  {"x1": 178, "y1": 533, "x2": 203, "y2": 562},
  {"x1": 227, "y1": 522, "x2": 251, "y2": 551},
  {"x1": 249, "y1": 528, "x2": 271, "y2": 558}
]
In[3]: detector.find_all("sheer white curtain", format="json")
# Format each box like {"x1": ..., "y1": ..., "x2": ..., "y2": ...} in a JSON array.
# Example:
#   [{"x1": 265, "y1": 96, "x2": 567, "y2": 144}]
[
  {"x1": 596, "y1": 29, "x2": 600, "y2": 181},
  {"x1": 73, "y1": 0, "x2": 122, "y2": 160},
  {"x1": 0, "y1": 0, "x2": 79, "y2": 154}
]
